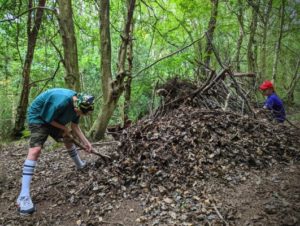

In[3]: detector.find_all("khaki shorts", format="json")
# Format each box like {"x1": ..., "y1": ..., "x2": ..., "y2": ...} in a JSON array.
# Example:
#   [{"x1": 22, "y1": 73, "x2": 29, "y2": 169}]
[{"x1": 29, "y1": 124, "x2": 64, "y2": 148}]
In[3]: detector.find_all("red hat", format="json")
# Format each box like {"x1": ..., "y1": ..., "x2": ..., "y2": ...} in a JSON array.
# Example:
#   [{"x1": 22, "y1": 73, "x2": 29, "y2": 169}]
[{"x1": 259, "y1": 80, "x2": 274, "y2": 90}]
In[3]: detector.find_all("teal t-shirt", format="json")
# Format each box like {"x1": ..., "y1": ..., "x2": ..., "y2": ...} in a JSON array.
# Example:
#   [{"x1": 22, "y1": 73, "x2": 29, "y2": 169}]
[{"x1": 28, "y1": 88, "x2": 80, "y2": 125}]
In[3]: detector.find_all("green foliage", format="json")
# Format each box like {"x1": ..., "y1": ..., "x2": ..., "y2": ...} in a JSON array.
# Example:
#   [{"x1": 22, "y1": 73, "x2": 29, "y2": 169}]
[
  {"x1": 0, "y1": 0, "x2": 299, "y2": 138},
  {"x1": 21, "y1": 129, "x2": 31, "y2": 139}
]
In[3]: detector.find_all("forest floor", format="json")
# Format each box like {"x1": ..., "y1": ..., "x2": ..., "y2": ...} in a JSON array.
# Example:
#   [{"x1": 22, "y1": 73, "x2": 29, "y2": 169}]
[
  {"x1": 0, "y1": 142, "x2": 299, "y2": 226},
  {"x1": 1, "y1": 75, "x2": 300, "y2": 226},
  {"x1": 0, "y1": 108, "x2": 300, "y2": 226}
]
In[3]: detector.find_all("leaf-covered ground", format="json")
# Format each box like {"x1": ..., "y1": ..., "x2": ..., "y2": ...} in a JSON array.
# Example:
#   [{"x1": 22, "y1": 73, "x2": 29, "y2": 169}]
[{"x1": 0, "y1": 106, "x2": 300, "y2": 226}]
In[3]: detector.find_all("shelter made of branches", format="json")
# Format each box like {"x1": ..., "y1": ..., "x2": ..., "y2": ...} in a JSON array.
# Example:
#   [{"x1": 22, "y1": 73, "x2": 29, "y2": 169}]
[{"x1": 155, "y1": 69, "x2": 255, "y2": 116}]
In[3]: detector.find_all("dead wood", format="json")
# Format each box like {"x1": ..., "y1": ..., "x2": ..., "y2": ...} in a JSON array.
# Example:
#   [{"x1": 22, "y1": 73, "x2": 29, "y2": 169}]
[
  {"x1": 155, "y1": 69, "x2": 255, "y2": 117},
  {"x1": 66, "y1": 133, "x2": 111, "y2": 161}
]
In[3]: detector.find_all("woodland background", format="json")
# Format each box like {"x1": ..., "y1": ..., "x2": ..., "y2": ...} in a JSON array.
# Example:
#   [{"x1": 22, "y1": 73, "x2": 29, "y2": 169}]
[{"x1": 0, "y1": 0, "x2": 299, "y2": 140}]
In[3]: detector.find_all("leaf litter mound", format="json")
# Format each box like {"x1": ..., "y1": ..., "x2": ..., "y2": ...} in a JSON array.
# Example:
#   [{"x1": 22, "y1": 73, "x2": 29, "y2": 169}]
[
  {"x1": 119, "y1": 106, "x2": 299, "y2": 183},
  {"x1": 1, "y1": 76, "x2": 300, "y2": 225},
  {"x1": 102, "y1": 76, "x2": 298, "y2": 225},
  {"x1": 112, "y1": 106, "x2": 299, "y2": 225}
]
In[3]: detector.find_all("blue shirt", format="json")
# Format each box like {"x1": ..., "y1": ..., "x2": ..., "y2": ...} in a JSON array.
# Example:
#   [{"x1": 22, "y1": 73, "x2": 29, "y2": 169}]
[
  {"x1": 264, "y1": 92, "x2": 286, "y2": 122},
  {"x1": 28, "y1": 88, "x2": 80, "y2": 125}
]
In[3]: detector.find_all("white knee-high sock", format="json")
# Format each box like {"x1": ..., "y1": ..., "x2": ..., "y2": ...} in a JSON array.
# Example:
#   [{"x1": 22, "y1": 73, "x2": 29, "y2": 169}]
[
  {"x1": 68, "y1": 146, "x2": 84, "y2": 168},
  {"x1": 20, "y1": 159, "x2": 37, "y2": 197}
]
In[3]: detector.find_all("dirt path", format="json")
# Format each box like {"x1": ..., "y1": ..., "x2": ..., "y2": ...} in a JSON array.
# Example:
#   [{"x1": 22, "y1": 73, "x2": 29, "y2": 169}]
[{"x1": 211, "y1": 163, "x2": 300, "y2": 226}]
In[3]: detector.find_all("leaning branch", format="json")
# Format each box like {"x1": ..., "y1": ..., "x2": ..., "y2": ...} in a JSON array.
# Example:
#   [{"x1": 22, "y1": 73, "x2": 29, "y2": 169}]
[
  {"x1": 227, "y1": 69, "x2": 256, "y2": 117},
  {"x1": 49, "y1": 39, "x2": 65, "y2": 65},
  {"x1": 213, "y1": 204, "x2": 229, "y2": 226},
  {"x1": 33, "y1": 61, "x2": 62, "y2": 96},
  {"x1": 30, "y1": 60, "x2": 61, "y2": 87},
  {"x1": 133, "y1": 35, "x2": 205, "y2": 78},
  {"x1": 205, "y1": 32, "x2": 256, "y2": 116},
  {"x1": 227, "y1": 72, "x2": 256, "y2": 78},
  {"x1": 158, "y1": 69, "x2": 227, "y2": 111},
  {"x1": 0, "y1": 6, "x2": 57, "y2": 23}
]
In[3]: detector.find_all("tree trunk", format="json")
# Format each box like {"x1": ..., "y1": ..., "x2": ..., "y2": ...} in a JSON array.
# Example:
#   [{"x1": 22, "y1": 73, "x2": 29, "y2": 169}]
[
  {"x1": 286, "y1": 59, "x2": 300, "y2": 105},
  {"x1": 13, "y1": 0, "x2": 46, "y2": 137},
  {"x1": 89, "y1": 0, "x2": 136, "y2": 140},
  {"x1": 272, "y1": 0, "x2": 285, "y2": 83},
  {"x1": 235, "y1": 0, "x2": 244, "y2": 71},
  {"x1": 57, "y1": 0, "x2": 80, "y2": 91},
  {"x1": 123, "y1": 15, "x2": 134, "y2": 126},
  {"x1": 203, "y1": 0, "x2": 219, "y2": 75},
  {"x1": 247, "y1": 1, "x2": 259, "y2": 73},
  {"x1": 246, "y1": 1, "x2": 260, "y2": 98},
  {"x1": 260, "y1": 0, "x2": 273, "y2": 77},
  {"x1": 194, "y1": 23, "x2": 204, "y2": 82},
  {"x1": 89, "y1": 0, "x2": 112, "y2": 140}
]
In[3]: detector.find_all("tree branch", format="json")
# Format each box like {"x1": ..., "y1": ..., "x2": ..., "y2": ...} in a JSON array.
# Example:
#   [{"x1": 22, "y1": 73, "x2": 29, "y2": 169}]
[
  {"x1": 0, "y1": 6, "x2": 57, "y2": 23},
  {"x1": 49, "y1": 39, "x2": 65, "y2": 66},
  {"x1": 30, "y1": 60, "x2": 61, "y2": 88},
  {"x1": 133, "y1": 35, "x2": 205, "y2": 78}
]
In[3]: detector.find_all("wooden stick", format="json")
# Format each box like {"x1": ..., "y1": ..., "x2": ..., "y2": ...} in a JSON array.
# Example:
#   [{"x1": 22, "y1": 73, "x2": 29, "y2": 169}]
[
  {"x1": 213, "y1": 204, "x2": 229, "y2": 226},
  {"x1": 67, "y1": 134, "x2": 111, "y2": 161},
  {"x1": 226, "y1": 69, "x2": 256, "y2": 117},
  {"x1": 226, "y1": 72, "x2": 256, "y2": 78},
  {"x1": 161, "y1": 69, "x2": 227, "y2": 109},
  {"x1": 92, "y1": 141, "x2": 121, "y2": 146}
]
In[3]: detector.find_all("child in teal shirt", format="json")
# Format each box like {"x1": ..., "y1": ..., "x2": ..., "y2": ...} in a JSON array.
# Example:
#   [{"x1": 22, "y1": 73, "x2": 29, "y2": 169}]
[{"x1": 17, "y1": 88, "x2": 95, "y2": 215}]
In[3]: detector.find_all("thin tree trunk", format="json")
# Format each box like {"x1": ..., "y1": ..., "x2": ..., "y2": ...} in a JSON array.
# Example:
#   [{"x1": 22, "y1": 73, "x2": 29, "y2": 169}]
[
  {"x1": 287, "y1": 59, "x2": 300, "y2": 105},
  {"x1": 235, "y1": 0, "x2": 244, "y2": 71},
  {"x1": 272, "y1": 0, "x2": 285, "y2": 83},
  {"x1": 247, "y1": 1, "x2": 259, "y2": 73},
  {"x1": 246, "y1": 1, "x2": 260, "y2": 98},
  {"x1": 123, "y1": 20, "x2": 134, "y2": 126},
  {"x1": 203, "y1": 0, "x2": 219, "y2": 75},
  {"x1": 13, "y1": 0, "x2": 46, "y2": 137},
  {"x1": 89, "y1": 0, "x2": 136, "y2": 140},
  {"x1": 5, "y1": 39, "x2": 15, "y2": 126},
  {"x1": 260, "y1": 0, "x2": 273, "y2": 77},
  {"x1": 194, "y1": 21, "x2": 203, "y2": 81},
  {"x1": 57, "y1": 0, "x2": 80, "y2": 91},
  {"x1": 89, "y1": 0, "x2": 113, "y2": 139},
  {"x1": 116, "y1": 0, "x2": 135, "y2": 75}
]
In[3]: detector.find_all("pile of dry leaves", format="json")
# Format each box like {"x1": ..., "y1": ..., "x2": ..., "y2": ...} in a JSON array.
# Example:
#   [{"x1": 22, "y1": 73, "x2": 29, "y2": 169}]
[
  {"x1": 1, "y1": 76, "x2": 299, "y2": 225},
  {"x1": 108, "y1": 105, "x2": 299, "y2": 225}
]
